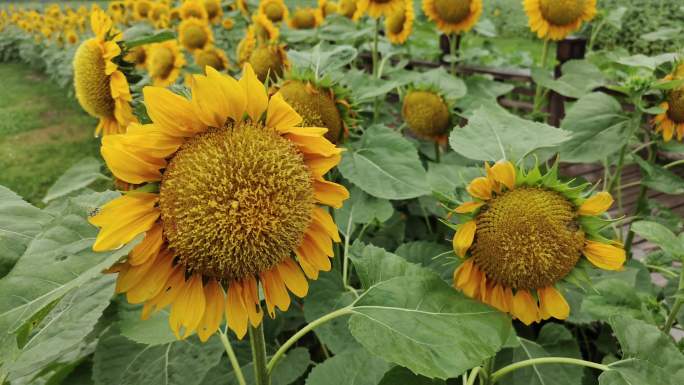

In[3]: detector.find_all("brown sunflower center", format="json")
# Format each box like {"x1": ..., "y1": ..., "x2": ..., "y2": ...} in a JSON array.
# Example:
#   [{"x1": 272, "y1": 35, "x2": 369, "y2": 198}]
[
  {"x1": 539, "y1": 0, "x2": 586, "y2": 26},
  {"x1": 126, "y1": 46, "x2": 146, "y2": 66},
  {"x1": 73, "y1": 39, "x2": 116, "y2": 119},
  {"x1": 196, "y1": 49, "x2": 226, "y2": 71},
  {"x1": 434, "y1": 0, "x2": 471, "y2": 23},
  {"x1": 667, "y1": 89, "x2": 684, "y2": 123},
  {"x1": 401, "y1": 91, "x2": 450, "y2": 139},
  {"x1": 471, "y1": 187, "x2": 585, "y2": 290},
  {"x1": 386, "y1": 10, "x2": 406, "y2": 34},
  {"x1": 148, "y1": 46, "x2": 175, "y2": 79},
  {"x1": 292, "y1": 9, "x2": 316, "y2": 29},
  {"x1": 159, "y1": 121, "x2": 314, "y2": 281},
  {"x1": 372, "y1": 0, "x2": 393, "y2": 4},
  {"x1": 248, "y1": 45, "x2": 285, "y2": 82},
  {"x1": 205, "y1": 1, "x2": 220, "y2": 19},
  {"x1": 264, "y1": 2, "x2": 284, "y2": 22},
  {"x1": 182, "y1": 24, "x2": 208, "y2": 50}
]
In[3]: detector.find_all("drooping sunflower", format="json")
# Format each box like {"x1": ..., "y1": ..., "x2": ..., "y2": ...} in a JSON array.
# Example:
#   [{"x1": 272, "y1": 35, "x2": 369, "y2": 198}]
[
  {"x1": 288, "y1": 7, "x2": 323, "y2": 29},
  {"x1": 385, "y1": 0, "x2": 414, "y2": 45},
  {"x1": 258, "y1": 0, "x2": 289, "y2": 23},
  {"x1": 354, "y1": 0, "x2": 404, "y2": 19},
  {"x1": 178, "y1": 18, "x2": 214, "y2": 52},
  {"x1": 90, "y1": 64, "x2": 349, "y2": 340},
  {"x1": 523, "y1": 0, "x2": 597, "y2": 41},
  {"x1": 180, "y1": 0, "x2": 209, "y2": 20},
  {"x1": 194, "y1": 45, "x2": 230, "y2": 72},
  {"x1": 402, "y1": 88, "x2": 451, "y2": 142},
  {"x1": 252, "y1": 13, "x2": 280, "y2": 42},
  {"x1": 422, "y1": 0, "x2": 482, "y2": 34},
  {"x1": 450, "y1": 161, "x2": 625, "y2": 325},
  {"x1": 146, "y1": 40, "x2": 185, "y2": 87},
  {"x1": 73, "y1": 9, "x2": 137, "y2": 136},
  {"x1": 248, "y1": 44, "x2": 288, "y2": 82},
  {"x1": 653, "y1": 66, "x2": 684, "y2": 142},
  {"x1": 203, "y1": 0, "x2": 223, "y2": 24}
]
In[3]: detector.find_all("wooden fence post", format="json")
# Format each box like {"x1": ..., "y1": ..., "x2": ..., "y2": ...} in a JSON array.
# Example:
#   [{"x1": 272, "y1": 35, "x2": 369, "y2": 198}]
[{"x1": 548, "y1": 37, "x2": 587, "y2": 126}]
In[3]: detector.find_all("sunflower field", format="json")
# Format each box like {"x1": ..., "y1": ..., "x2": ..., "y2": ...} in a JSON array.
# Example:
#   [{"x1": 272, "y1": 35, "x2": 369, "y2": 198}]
[{"x1": 1, "y1": 0, "x2": 684, "y2": 384}]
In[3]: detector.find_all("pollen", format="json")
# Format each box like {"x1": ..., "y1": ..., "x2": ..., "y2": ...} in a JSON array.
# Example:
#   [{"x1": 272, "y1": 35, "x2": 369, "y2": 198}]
[
  {"x1": 73, "y1": 39, "x2": 115, "y2": 120},
  {"x1": 402, "y1": 90, "x2": 450, "y2": 139},
  {"x1": 471, "y1": 187, "x2": 585, "y2": 290},
  {"x1": 434, "y1": 0, "x2": 472, "y2": 23},
  {"x1": 159, "y1": 121, "x2": 314, "y2": 281},
  {"x1": 668, "y1": 89, "x2": 684, "y2": 123},
  {"x1": 280, "y1": 81, "x2": 343, "y2": 143},
  {"x1": 539, "y1": 0, "x2": 586, "y2": 25}
]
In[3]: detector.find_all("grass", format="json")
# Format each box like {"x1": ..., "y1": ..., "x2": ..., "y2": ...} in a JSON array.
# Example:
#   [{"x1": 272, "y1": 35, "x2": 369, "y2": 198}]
[{"x1": 0, "y1": 62, "x2": 101, "y2": 206}]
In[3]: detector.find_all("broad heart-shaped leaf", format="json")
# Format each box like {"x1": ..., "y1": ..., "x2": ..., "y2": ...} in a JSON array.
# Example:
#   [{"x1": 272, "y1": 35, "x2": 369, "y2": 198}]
[
  {"x1": 580, "y1": 279, "x2": 652, "y2": 323},
  {"x1": 287, "y1": 43, "x2": 357, "y2": 77},
  {"x1": 531, "y1": 60, "x2": 607, "y2": 99},
  {"x1": 0, "y1": 191, "x2": 135, "y2": 378},
  {"x1": 614, "y1": 53, "x2": 677, "y2": 70},
  {"x1": 305, "y1": 347, "x2": 390, "y2": 385},
  {"x1": 349, "y1": 243, "x2": 437, "y2": 289},
  {"x1": 633, "y1": 155, "x2": 684, "y2": 195},
  {"x1": 6, "y1": 276, "x2": 114, "y2": 380},
  {"x1": 348, "y1": 275, "x2": 512, "y2": 379},
  {"x1": 599, "y1": 359, "x2": 678, "y2": 385},
  {"x1": 414, "y1": 67, "x2": 467, "y2": 100},
  {"x1": 118, "y1": 305, "x2": 177, "y2": 346},
  {"x1": 608, "y1": 315, "x2": 684, "y2": 382},
  {"x1": 379, "y1": 366, "x2": 446, "y2": 385},
  {"x1": 394, "y1": 241, "x2": 456, "y2": 282},
  {"x1": 449, "y1": 104, "x2": 571, "y2": 162},
  {"x1": 493, "y1": 323, "x2": 583, "y2": 385},
  {"x1": 559, "y1": 92, "x2": 630, "y2": 163},
  {"x1": 0, "y1": 185, "x2": 52, "y2": 277},
  {"x1": 334, "y1": 186, "x2": 394, "y2": 236},
  {"x1": 631, "y1": 221, "x2": 684, "y2": 258},
  {"x1": 339, "y1": 125, "x2": 431, "y2": 200},
  {"x1": 93, "y1": 330, "x2": 223, "y2": 385},
  {"x1": 43, "y1": 157, "x2": 108, "y2": 204},
  {"x1": 200, "y1": 347, "x2": 311, "y2": 385}
]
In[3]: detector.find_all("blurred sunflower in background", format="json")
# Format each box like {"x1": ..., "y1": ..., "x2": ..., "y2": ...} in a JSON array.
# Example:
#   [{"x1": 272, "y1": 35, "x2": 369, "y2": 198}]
[
  {"x1": 179, "y1": 17, "x2": 213, "y2": 51},
  {"x1": 248, "y1": 43, "x2": 288, "y2": 82},
  {"x1": 319, "y1": 0, "x2": 337, "y2": 18},
  {"x1": 422, "y1": 0, "x2": 482, "y2": 34},
  {"x1": 125, "y1": 45, "x2": 147, "y2": 69},
  {"x1": 450, "y1": 161, "x2": 625, "y2": 325},
  {"x1": 354, "y1": 0, "x2": 404, "y2": 19},
  {"x1": 523, "y1": 0, "x2": 597, "y2": 41},
  {"x1": 146, "y1": 40, "x2": 185, "y2": 86},
  {"x1": 288, "y1": 7, "x2": 323, "y2": 30},
  {"x1": 222, "y1": 16, "x2": 235, "y2": 30},
  {"x1": 252, "y1": 13, "x2": 280, "y2": 42},
  {"x1": 385, "y1": 0, "x2": 414, "y2": 45},
  {"x1": 337, "y1": 0, "x2": 357, "y2": 19},
  {"x1": 654, "y1": 64, "x2": 684, "y2": 142},
  {"x1": 90, "y1": 64, "x2": 348, "y2": 340},
  {"x1": 402, "y1": 88, "x2": 451, "y2": 142},
  {"x1": 180, "y1": 0, "x2": 208, "y2": 20},
  {"x1": 203, "y1": 0, "x2": 223, "y2": 24},
  {"x1": 258, "y1": 0, "x2": 289, "y2": 24},
  {"x1": 73, "y1": 9, "x2": 137, "y2": 136},
  {"x1": 194, "y1": 45, "x2": 230, "y2": 72},
  {"x1": 134, "y1": 0, "x2": 153, "y2": 20}
]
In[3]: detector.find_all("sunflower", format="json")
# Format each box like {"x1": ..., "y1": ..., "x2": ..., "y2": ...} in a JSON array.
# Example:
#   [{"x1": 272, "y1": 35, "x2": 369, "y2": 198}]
[
  {"x1": 653, "y1": 68, "x2": 684, "y2": 142},
  {"x1": 194, "y1": 45, "x2": 230, "y2": 72},
  {"x1": 65, "y1": 29, "x2": 79, "y2": 45},
  {"x1": 222, "y1": 17, "x2": 235, "y2": 30},
  {"x1": 124, "y1": 45, "x2": 147, "y2": 69},
  {"x1": 319, "y1": 0, "x2": 337, "y2": 17},
  {"x1": 422, "y1": 0, "x2": 482, "y2": 34},
  {"x1": 248, "y1": 44, "x2": 288, "y2": 82},
  {"x1": 450, "y1": 161, "x2": 625, "y2": 325},
  {"x1": 146, "y1": 40, "x2": 185, "y2": 87},
  {"x1": 385, "y1": 0, "x2": 414, "y2": 44},
  {"x1": 252, "y1": 13, "x2": 280, "y2": 42},
  {"x1": 180, "y1": 0, "x2": 208, "y2": 20},
  {"x1": 402, "y1": 89, "x2": 450, "y2": 142},
  {"x1": 237, "y1": 27, "x2": 257, "y2": 65},
  {"x1": 89, "y1": 64, "x2": 349, "y2": 340},
  {"x1": 178, "y1": 18, "x2": 214, "y2": 52},
  {"x1": 354, "y1": 0, "x2": 404, "y2": 19},
  {"x1": 258, "y1": 0, "x2": 289, "y2": 23},
  {"x1": 134, "y1": 0, "x2": 153, "y2": 20},
  {"x1": 523, "y1": 0, "x2": 597, "y2": 41},
  {"x1": 149, "y1": 3, "x2": 170, "y2": 24},
  {"x1": 202, "y1": 0, "x2": 223, "y2": 24},
  {"x1": 73, "y1": 10, "x2": 136, "y2": 136},
  {"x1": 288, "y1": 7, "x2": 323, "y2": 29},
  {"x1": 235, "y1": 0, "x2": 249, "y2": 15}
]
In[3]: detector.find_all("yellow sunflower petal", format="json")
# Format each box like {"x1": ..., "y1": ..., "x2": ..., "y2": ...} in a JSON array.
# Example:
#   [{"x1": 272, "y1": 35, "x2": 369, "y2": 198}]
[
  {"x1": 538, "y1": 286, "x2": 570, "y2": 320},
  {"x1": 311, "y1": 206, "x2": 341, "y2": 242},
  {"x1": 454, "y1": 258, "x2": 473, "y2": 288},
  {"x1": 578, "y1": 191, "x2": 614, "y2": 216},
  {"x1": 142, "y1": 266, "x2": 186, "y2": 319},
  {"x1": 239, "y1": 63, "x2": 268, "y2": 121},
  {"x1": 90, "y1": 193, "x2": 160, "y2": 251},
  {"x1": 489, "y1": 160, "x2": 516, "y2": 190},
  {"x1": 286, "y1": 133, "x2": 342, "y2": 157},
  {"x1": 191, "y1": 69, "x2": 246, "y2": 127},
  {"x1": 126, "y1": 249, "x2": 175, "y2": 303},
  {"x1": 260, "y1": 268, "x2": 291, "y2": 317},
  {"x1": 143, "y1": 86, "x2": 206, "y2": 137},
  {"x1": 313, "y1": 179, "x2": 349, "y2": 208},
  {"x1": 226, "y1": 281, "x2": 249, "y2": 339},
  {"x1": 454, "y1": 201, "x2": 485, "y2": 214},
  {"x1": 512, "y1": 289, "x2": 539, "y2": 325},
  {"x1": 128, "y1": 223, "x2": 164, "y2": 266},
  {"x1": 467, "y1": 176, "x2": 493, "y2": 200},
  {"x1": 101, "y1": 135, "x2": 166, "y2": 184},
  {"x1": 583, "y1": 240, "x2": 625, "y2": 271},
  {"x1": 266, "y1": 92, "x2": 303, "y2": 132},
  {"x1": 452, "y1": 220, "x2": 476, "y2": 258},
  {"x1": 197, "y1": 280, "x2": 225, "y2": 342},
  {"x1": 489, "y1": 284, "x2": 511, "y2": 313},
  {"x1": 305, "y1": 154, "x2": 342, "y2": 178},
  {"x1": 115, "y1": 251, "x2": 159, "y2": 294},
  {"x1": 277, "y1": 258, "x2": 309, "y2": 298},
  {"x1": 169, "y1": 274, "x2": 206, "y2": 339},
  {"x1": 242, "y1": 277, "x2": 264, "y2": 327}
]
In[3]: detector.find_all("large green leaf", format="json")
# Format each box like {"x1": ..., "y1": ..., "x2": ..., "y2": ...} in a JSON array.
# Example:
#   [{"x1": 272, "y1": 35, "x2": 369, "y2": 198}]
[
  {"x1": 413, "y1": 67, "x2": 467, "y2": 100},
  {"x1": 42, "y1": 157, "x2": 108, "y2": 204},
  {"x1": 334, "y1": 186, "x2": 394, "y2": 236},
  {"x1": 581, "y1": 279, "x2": 652, "y2": 322},
  {"x1": 305, "y1": 347, "x2": 390, "y2": 385},
  {"x1": 378, "y1": 366, "x2": 446, "y2": 385},
  {"x1": 0, "y1": 185, "x2": 52, "y2": 277},
  {"x1": 200, "y1": 347, "x2": 311, "y2": 385},
  {"x1": 348, "y1": 275, "x2": 512, "y2": 379},
  {"x1": 288, "y1": 43, "x2": 358, "y2": 77},
  {"x1": 394, "y1": 241, "x2": 455, "y2": 281},
  {"x1": 339, "y1": 125, "x2": 430, "y2": 200},
  {"x1": 118, "y1": 306, "x2": 177, "y2": 346},
  {"x1": 559, "y1": 92, "x2": 629, "y2": 163},
  {"x1": 349, "y1": 243, "x2": 436, "y2": 289},
  {"x1": 599, "y1": 359, "x2": 677, "y2": 385},
  {"x1": 631, "y1": 221, "x2": 684, "y2": 257},
  {"x1": 92, "y1": 330, "x2": 223, "y2": 385},
  {"x1": 633, "y1": 155, "x2": 684, "y2": 195},
  {"x1": 449, "y1": 105, "x2": 571, "y2": 162},
  {"x1": 531, "y1": 60, "x2": 607, "y2": 99}
]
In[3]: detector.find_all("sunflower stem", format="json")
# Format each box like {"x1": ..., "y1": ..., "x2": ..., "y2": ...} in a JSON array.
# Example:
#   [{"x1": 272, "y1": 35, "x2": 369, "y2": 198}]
[
  {"x1": 663, "y1": 270, "x2": 684, "y2": 334},
  {"x1": 372, "y1": 18, "x2": 381, "y2": 122},
  {"x1": 342, "y1": 210, "x2": 357, "y2": 296},
  {"x1": 266, "y1": 306, "x2": 354, "y2": 375},
  {"x1": 249, "y1": 322, "x2": 270, "y2": 385},
  {"x1": 465, "y1": 367, "x2": 481, "y2": 385},
  {"x1": 490, "y1": 357, "x2": 610, "y2": 383},
  {"x1": 623, "y1": 137, "x2": 653, "y2": 255},
  {"x1": 449, "y1": 33, "x2": 459, "y2": 75},
  {"x1": 532, "y1": 39, "x2": 551, "y2": 118},
  {"x1": 219, "y1": 328, "x2": 247, "y2": 385},
  {"x1": 664, "y1": 159, "x2": 684, "y2": 169},
  {"x1": 434, "y1": 141, "x2": 441, "y2": 163}
]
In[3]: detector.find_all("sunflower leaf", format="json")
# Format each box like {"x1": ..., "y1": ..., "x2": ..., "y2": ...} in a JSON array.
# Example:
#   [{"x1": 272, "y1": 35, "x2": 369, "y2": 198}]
[
  {"x1": 42, "y1": 157, "x2": 109, "y2": 204},
  {"x1": 305, "y1": 347, "x2": 390, "y2": 385}
]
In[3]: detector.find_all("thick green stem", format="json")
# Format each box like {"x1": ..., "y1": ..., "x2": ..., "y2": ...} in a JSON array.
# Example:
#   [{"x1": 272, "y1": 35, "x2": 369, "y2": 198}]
[
  {"x1": 249, "y1": 323, "x2": 270, "y2": 385},
  {"x1": 490, "y1": 357, "x2": 610, "y2": 383},
  {"x1": 449, "y1": 33, "x2": 458, "y2": 75},
  {"x1": 664, "y1": 159, "x2": 684, "y2": 169},
  {"x1": 532, "y1": 39, "x2": 551, "y2": 116},
  {"x1": 434, "y1": 141, "x2": 441, "y2": 163},
  {"x1": 663, "y1": 270, "x2": 684, "y2": 334},
  {"x1": 219, "y1": 329, "x2": 247, "y2": 385},
  {"x1": 465, "y1": 367, "x2": 481, "y2": 385},
  {"x1": 266, "y1": 306, "x2": 354, "y2": 374},
  {"x1": 372, "y1": 18, "x2": 380, "y2": 121}
]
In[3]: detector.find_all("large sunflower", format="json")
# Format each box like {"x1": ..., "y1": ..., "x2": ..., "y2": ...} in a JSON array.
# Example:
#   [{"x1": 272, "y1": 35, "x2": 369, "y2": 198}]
[
  {"x1": 90, "y1": 64, "x2": 349, "y2": 340},
  {"x1": 450, "y1": 161, "x2": 625, "y2": 325},
  {"x1": 523, "y1": 0, "x2": 596, "y2": 41},
  {"x1": 258, "y1": 0, "x2": 289, "y2": 23},
  {"x1": 146, "y1": 40, "x2": 185, "y2": 87},
  {"x1": 73, "y1": 9, "x2": 136, "y2": 136},
  {"x1": 178, "y1": 18, "x2": 214, "y2": 52},
  {"x1": 653, "y1": 68, "x2": 684, "y2": 142},
  {"x1": 422, "y1": 0, "x2": 482, "y2": 34},
  {"x1": 385, "y1": 0, "x2": 414, "y2": 45},
  {"x1": 354, "y1": 0, "x2": 404, "y2": 19}
]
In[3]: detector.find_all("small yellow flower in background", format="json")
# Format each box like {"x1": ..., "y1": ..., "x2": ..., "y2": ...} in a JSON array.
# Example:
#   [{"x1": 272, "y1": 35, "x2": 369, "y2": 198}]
[
  {"x1": 288, "y1": 7, "x2": 323, "y2": 30},
  {"x1": 354, "y1": 0, "x2": 404, "y2": 19},
  {"x1": 258, "y1": 0, "x2": 289, "y2": 23},
  {"x1": 450, "y1": 161, "x2": 625, "y2": 325},
  {"x1": 385, "y1": 0, "x2": 415, "y2": 45},
  {"x1": 422, "y1": 0, "x2": 482, "y2": 34},
  {"x1": 194, "y1": 45, "x2": 230, "y2": 72},
  {"x1": 89, "y1": 64, "x2": 349, "y2": 340},
  {"x1": 72, "y1": 9, "x2": 137, "y2": 136},
  {"x1": 65, "y1": 29, "x2": 79, "y2": 45},
  {"x1": 523, "y1": 0, "x2": 597, "y2": 41},
  {"x1": 178, "y1": 18, "x2": 214, "y2": 52},
  {"x1": 146, "y1": 40, "x2": 185, "y2": 87},
  {"x1": 221, "y1": 17, "x2": 235, "y2": 30}
]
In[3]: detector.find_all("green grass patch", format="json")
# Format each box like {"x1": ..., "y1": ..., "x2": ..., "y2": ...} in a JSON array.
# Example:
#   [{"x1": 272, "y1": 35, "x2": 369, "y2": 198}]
[{"x1": 0, "y1": 62, "x2": 102, "y2": 205}]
